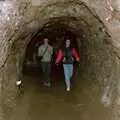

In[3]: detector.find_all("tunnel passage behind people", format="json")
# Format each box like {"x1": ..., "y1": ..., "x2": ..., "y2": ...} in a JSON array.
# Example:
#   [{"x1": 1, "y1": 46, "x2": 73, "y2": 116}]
[
  {"x1": 1, "y1": 1, "x2": 120, "y2": 120},
  {"x1": 21, "y1": 15, "x2": 117, "y2": 106},
  {"x1": 10, "y1": 17, "x2": 116, "y2": 120},
  {"x1": 22, "y1": 26, "x2": 80, "y2": 86}
]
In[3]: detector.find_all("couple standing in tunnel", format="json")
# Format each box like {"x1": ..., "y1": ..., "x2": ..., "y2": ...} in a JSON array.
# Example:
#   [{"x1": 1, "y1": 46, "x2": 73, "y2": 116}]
[{"x1": 38, "y1": 38, "x2": 80, "y2": 91}]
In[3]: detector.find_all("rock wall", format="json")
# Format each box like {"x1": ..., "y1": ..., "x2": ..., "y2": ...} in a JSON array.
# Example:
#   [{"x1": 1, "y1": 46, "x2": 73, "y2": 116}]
[{"x1": 0, "y1": 0, "x2": 120, "y2": 120}]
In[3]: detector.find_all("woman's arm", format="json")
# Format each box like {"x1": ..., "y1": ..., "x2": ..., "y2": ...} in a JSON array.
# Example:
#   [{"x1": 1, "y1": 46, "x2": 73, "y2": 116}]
[
  {"x1": 56, "y1": 49, "x2": 63, "y2": 63},
  {"x1": 72, "y1": 48, "x2": 80, "y2": 61}
]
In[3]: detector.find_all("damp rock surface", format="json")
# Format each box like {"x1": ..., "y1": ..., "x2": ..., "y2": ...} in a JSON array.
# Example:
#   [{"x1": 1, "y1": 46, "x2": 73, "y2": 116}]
[{"x1": 0, "y1": 0, "x2": 120, "y2": 120}]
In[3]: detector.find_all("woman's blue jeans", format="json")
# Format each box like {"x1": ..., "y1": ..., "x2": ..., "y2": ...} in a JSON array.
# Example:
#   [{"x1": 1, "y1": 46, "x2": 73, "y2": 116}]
[{"x1": 63, "y1": 64, "x2": 73, "y2": 87}]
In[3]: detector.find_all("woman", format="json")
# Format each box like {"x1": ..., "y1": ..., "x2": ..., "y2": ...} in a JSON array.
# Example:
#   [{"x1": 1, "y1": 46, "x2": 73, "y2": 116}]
[{"x1": 56, "y1": 39, "x2": 80, "y2": 91}]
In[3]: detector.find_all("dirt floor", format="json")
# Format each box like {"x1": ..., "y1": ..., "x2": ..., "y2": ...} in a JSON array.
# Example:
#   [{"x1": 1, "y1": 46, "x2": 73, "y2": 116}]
[{"x1": 9, "y1": 65, "x2": 111, "y2": 120}]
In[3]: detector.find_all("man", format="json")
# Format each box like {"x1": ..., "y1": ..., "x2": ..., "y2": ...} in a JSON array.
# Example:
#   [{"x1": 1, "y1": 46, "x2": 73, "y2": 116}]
[
  {"x1": 56, "y1": 39, "x2": 80, "y2": 91},
  {"x1": 38, "y1": 38, "x2": 53, "y2": 87}
]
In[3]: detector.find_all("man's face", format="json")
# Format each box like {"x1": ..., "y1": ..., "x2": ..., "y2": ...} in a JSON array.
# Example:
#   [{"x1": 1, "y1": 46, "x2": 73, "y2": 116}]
[
  {"x1": 44, "y1": 38, "x2": 48, "y2": 44},
  {"x1": 66, "y1": 39, "x2": 71, "y2": 47}
]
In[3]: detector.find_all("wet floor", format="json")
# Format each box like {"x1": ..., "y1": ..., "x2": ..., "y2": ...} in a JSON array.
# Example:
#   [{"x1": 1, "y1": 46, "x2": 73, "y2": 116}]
[{"x1": 9, "y1": 65, "x2": 111, "y2": 120}]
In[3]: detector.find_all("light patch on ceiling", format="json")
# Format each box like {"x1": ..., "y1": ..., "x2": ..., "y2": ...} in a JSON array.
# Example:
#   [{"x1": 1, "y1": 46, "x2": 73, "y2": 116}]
[{"x1": 31, "y1": 0, "x2": 41, "y2": 6}]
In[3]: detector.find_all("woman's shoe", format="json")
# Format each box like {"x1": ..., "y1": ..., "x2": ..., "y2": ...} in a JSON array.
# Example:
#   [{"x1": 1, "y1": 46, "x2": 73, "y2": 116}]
[{"x1": 66, "y1": 86, "x2": 70, "y2": 91}]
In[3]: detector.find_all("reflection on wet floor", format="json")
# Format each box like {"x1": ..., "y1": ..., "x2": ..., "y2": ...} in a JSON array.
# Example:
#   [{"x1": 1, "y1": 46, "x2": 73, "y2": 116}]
[{"x1": 10, "y1": 66, "x2": 111, "y2": 120}]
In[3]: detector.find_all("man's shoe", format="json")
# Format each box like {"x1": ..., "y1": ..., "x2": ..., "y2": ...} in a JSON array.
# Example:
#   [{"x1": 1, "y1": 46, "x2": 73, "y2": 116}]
[
  {"x1": 47, "y1": 82, "x2": 51, "y2": 87},
  {"x1": 44, "y1": 82, "x2": 51, "y2": 87}
]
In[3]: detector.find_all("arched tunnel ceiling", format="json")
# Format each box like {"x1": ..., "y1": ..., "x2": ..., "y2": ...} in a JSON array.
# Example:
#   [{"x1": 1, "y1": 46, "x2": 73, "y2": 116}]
[
  {"x1": 27, "y1": 17, "x2": 110, "y2": 49},
  {"x1": 11, "y1": 1, "x2": 110, "y2": 49},
  {"x1": 0, "y1": 0, "x2": 120, "y2": 68}
]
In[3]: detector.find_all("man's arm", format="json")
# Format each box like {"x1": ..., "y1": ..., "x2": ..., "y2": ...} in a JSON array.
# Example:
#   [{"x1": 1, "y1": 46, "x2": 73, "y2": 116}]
[
  {"x1": 50, "y1": 46, "x2": 53, "y2": 55},
  {"x1": 38, "y1": 46, "x2": 42, "y2": 56}
]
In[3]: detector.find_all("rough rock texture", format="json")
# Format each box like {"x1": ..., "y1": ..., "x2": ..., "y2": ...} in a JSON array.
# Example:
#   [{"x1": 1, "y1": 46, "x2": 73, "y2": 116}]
[{"x1": 0, "y1": 0, "x2": 120, "y2": 120}]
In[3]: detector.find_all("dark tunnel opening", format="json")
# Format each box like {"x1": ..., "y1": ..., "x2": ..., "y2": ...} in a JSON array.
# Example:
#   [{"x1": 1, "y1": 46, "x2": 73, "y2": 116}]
[
  {"x1": 22, "y1": 24, "x2": 80, "y2": 88},
  {"x1": 18, "y1": 15, "x2": 117, "y2": 104},
  {"x1": 24, "y1": 29, "x2": 78, "y2": 64},
  {"x1": 17, "y1": 19, "x2": 114, "y2": 120},
  {"x1": 19, "y1": 16, "x2": 116, "y2": 99}
]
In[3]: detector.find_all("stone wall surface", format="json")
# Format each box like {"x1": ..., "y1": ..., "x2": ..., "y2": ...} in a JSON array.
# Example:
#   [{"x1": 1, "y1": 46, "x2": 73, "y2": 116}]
[
  {"x1": 0, "y1": 0, "x2": 120, "y2": 68},
  {"x1": 0, "y1": 0, "x2": 120, "y2": 120}
]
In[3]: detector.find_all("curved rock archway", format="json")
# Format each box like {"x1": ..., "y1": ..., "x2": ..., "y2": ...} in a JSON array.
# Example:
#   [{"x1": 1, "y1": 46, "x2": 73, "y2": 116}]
[{"x1": 0, "y1": 0, "x2": 120, "y2": 120}]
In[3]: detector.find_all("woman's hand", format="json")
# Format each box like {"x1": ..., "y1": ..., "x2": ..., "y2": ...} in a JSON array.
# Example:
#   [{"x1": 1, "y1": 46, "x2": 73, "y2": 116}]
[
  {"x1": 76, "y1": 59, "x2": 80, "y2": 68},
  {"x1": 76, "y1": 58, "x2": 79, "y2": 62}
]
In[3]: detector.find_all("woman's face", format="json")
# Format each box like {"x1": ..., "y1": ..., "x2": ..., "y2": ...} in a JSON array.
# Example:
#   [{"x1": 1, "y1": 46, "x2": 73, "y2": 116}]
[{"x1": 66, "y1": 39, "x2": 71, "y2": 47}]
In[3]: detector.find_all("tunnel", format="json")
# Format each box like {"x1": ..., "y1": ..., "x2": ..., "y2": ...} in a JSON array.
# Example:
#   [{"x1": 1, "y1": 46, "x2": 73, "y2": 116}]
[{"x1": 0, "y1": 0, "x2": 120, "y2": 120}]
